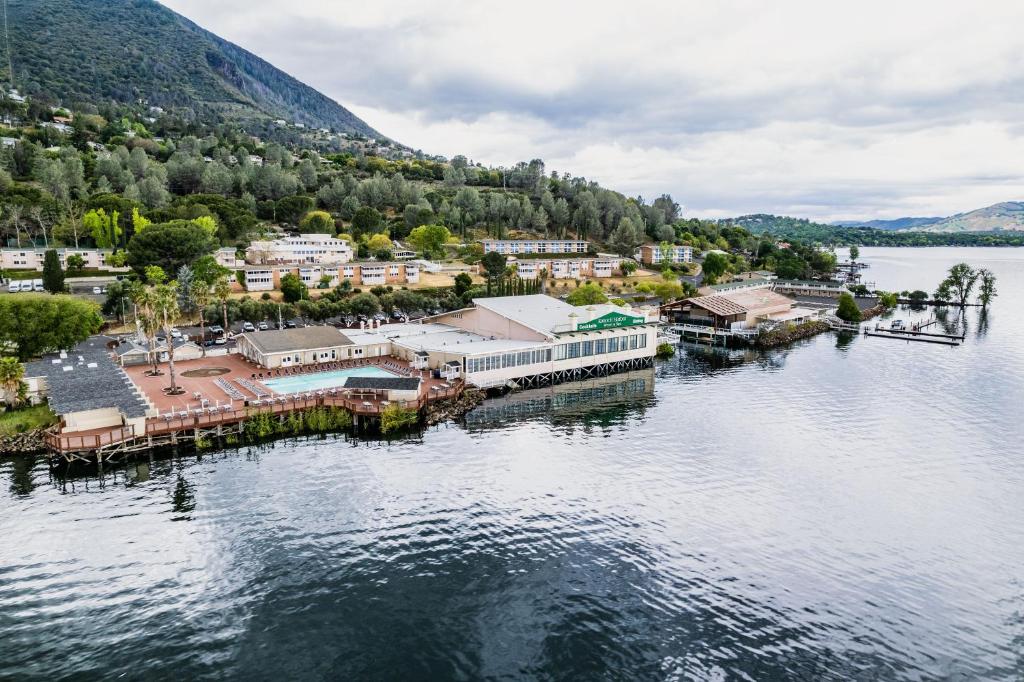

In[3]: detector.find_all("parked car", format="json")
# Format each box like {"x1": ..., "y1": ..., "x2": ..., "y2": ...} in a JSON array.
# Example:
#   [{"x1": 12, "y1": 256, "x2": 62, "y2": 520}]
[
  {"x1": 18, "y1": 281, "x2": 33, "y2": 292},
  {"x1": 258, "y1": 322, "x2": 269, "y2": 331},
  {"x1": 32, "y1": 279, "x2": 44, "y2": 292},
  {"x1": 343, "y1": 315, "x2": 356, "y2": 327},
  {"x1": 390, "y1": 310, "x2": 405, "y2": 320},
  {"x1": 203, "y1": 339, "x2": 217, "y2": 347},
  {"x1": 242, "y1": 322, "x2": 256, "y2": 332},
  {"x1": 356, "y1": 314, "x2": 368, "y2": 323},
  {"x1": 7, "y1": 281, "x2": 20, "y2": 293},
  {"x1": 170, "y1": 328, "x2": 182, "y2": 339},
  {"x1": 209, "y1": 325, "x2": 224, "y2": 336},
  {"x1": 284, "y1": 320, "x2": 297, "y2": 328},
  {"x1": 214, "y1": 337, "x2": 227, "y2": 345},
  {"x1": 92, "y1": 286, "x2": 102, "y2": 295}
]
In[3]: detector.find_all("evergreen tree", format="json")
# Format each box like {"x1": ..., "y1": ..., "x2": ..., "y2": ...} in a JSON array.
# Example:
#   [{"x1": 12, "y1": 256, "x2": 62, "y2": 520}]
[{"x1": 42, "y1": 249, "x2": 65, "y2": 293}]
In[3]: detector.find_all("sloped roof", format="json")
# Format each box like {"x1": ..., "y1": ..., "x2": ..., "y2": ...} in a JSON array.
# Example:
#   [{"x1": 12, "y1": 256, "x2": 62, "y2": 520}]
[
  {"x1": 721, "y1": 288, "x2": 795, "y2": 312},
  {"x1": 240, "y1": 327, "x2": 353, "y2": 354},
  {"x1": 685, "y1": 295, "x2": 747, "y2": 317},
  {"x1": 342, "y1": 376, "x2": 421, "y2": 391}
]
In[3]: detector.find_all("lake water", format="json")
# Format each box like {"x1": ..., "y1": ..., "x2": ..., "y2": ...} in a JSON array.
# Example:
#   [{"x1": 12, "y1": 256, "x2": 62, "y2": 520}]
[{"x1": 1, "y1": 247, "x2": 1022, "y2": 680}]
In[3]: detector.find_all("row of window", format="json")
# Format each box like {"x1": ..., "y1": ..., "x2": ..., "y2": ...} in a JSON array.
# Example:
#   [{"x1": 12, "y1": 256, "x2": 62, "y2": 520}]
[
  {"x1": 466, "y1": 348, "x2": 553, "y2": 373},
  {"x1": 553, "y1": 333, "x2": 647, "y2": 361},
  {"x1": 465, "y1": 333, "x2": 649, "y2": 373}
]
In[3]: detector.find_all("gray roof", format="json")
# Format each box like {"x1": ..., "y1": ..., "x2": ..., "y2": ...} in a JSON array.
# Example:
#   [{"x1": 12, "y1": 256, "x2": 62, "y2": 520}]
[
  {"x1": 342, "y1": 376, "x2": 421, "y2": 391},
  {"x1": 240, "y1": 327, "x2": 353, "y2": 354},
  {"x1": 24, "y1": 336, "x2": 149, "y2": 418},
  {"x1": 472, "y1": 295, "x2": 577, "y2": 337}
]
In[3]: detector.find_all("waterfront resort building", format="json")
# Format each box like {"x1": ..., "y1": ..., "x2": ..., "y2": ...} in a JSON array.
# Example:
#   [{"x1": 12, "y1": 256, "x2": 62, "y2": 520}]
[
  {"x1": 511, "y1": 256, "x2": 628, "y2": 280},
  {"x1": 634, "y1": 244, "x2": 693, "y2": 266},
  {"x1": 0, "y1": 247, "x2": 128, "y2": 271},
  {"x1": 662, "y1": 286, "x2": 817, "y2": 333},
  {"x1": 242, "y1": 262, "x2": 419, "y2": 291},
  {"x1": 238, "y1": 295, "x2": 658, "y2": 389},
  {"x1": 214, "y1": 247, "x2": 243, "y2": 269},
  {"x1": 245, "y1": 234, "x2": 353, "y2": 265},
  {"x1": 481, "y1": 240, "x2": 590, "y2": 255}
]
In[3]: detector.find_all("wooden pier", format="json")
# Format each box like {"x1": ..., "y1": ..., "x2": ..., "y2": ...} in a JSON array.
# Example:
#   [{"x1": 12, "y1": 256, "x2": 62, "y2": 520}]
[
  {"x1": 863, "y1": 330, "x2": 961, "y2": 346},
  {"x1": 872, "y1": 322, "x2": 965, "y2": 341}
]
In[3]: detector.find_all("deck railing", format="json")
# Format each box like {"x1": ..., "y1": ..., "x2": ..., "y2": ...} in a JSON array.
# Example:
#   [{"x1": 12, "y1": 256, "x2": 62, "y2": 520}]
[{"x1": 44, "y1": 425, "x2": 136, "y2": 452}]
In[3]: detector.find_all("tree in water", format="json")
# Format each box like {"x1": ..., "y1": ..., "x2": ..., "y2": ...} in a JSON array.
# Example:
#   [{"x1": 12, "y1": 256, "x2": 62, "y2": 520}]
[
  {"x1": 937, "y1": 263, "x2": 978, "y2": 309},
  {"x1": 849, "y1": 244, "x2": 860, "y2": 261},
  {"x1": 977, "y1": 269, "x2": 997, "y2": 308}
]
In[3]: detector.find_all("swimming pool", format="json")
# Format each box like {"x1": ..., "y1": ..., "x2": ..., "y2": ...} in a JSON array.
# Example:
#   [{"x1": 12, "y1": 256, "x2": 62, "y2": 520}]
[{"x1": 261, "y1": 366, "x2": 397, "y2": 394}]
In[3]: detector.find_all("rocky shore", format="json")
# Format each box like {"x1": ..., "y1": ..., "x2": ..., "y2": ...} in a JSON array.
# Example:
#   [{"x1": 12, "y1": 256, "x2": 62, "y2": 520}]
[
  {"x1": 755, "y1": 320, "x2": 832, "y2": 349},
  {"x1": 0, "y1": 430, "x2": 48, "y2": 456},
  {"x1": 422, "y1": 388, "x2": 486, "y2": 426}
]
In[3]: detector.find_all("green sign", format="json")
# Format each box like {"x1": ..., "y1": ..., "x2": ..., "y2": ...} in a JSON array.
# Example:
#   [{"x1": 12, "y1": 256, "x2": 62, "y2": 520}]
[{"x1": 576, "y1": 312, "x2": 645, "y2": 331}]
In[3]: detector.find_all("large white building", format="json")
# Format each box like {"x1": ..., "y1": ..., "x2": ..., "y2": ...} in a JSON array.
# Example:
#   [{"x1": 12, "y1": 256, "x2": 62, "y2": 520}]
[
  {"x1": 482, "y1": 239, "x2": 589, "y2": 255},
  {"x1": 246, "y1": 234, "x2": 353, "y2": 265},
  {"x1": 512, "y1": 256, "x2": 628, "y2": 280},
  {"x1": 242, "y1": 262, "x2": 420, "y2": 291},
  {"x1": 236, "y1": 295, "x2": 658, "y2": 389}
]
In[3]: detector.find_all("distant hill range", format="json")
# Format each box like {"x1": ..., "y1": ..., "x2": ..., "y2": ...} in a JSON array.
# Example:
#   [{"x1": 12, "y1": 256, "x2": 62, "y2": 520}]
[
  {"x1": 831, "y1": 217, "x2": 943, "y2": 231},
  {"x1": 834, "y1": 201, "x2": 1024, "y2": 233},
  {"x1": 5, "y1": 0, "x2": 380, "y2": 136}
]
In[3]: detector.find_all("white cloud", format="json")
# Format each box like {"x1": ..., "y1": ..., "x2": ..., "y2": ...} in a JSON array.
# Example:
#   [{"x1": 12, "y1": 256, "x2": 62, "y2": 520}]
[{"x1": 162, "y1": 0, "x2": 1024, "y2": 220}]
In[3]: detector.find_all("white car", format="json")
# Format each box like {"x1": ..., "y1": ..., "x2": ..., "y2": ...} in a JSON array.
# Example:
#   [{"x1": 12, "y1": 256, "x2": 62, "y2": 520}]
[
  {"x1": 258, "y1": 322, "x2": 269, "y2": 331},
  {"x1": 32, "y1": 279, "x2": 44, "y2": 292},
  {"x1": 19, "y1": 281, "x2": 33, "y2": 292},
  {"x1": 7, "y1": 281, "x2": 19, "y2": 293},
  {"x1": 92, "y1": 286, "x2": 102, "y2": 295},
  {"x1": 170, "y1": 328, "x2": 182, "y2": 339},
  {"x1": 242, "y1": 322, "x2": 256, "y2": 332}
]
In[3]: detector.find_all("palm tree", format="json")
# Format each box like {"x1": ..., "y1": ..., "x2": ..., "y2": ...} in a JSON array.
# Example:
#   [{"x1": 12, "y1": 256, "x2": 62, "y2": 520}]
[
  {"x1": 0, "y1": 357, "x2": 25, "y2": 408},
  {"x1": 214, "y1": 276, "x2": 232, "y2": 333},
  {"x1": 154, "y1": 282, "x2": 183, "y2": 395},
  {"x1": 128, "y1": 282, "x2": 162, "y2": 376},
  {"x1": 191, "y1": 283, "x2": 212, "y2": 357}
]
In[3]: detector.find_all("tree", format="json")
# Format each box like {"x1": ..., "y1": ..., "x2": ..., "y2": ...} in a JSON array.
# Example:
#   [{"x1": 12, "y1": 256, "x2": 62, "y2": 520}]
[
  {"x1": 849, "y1": 245, "x2": 860, "y2": 261},
  {"x1": 877, "y1": 291, "x2": 898, "y2": 309},
  {"x1": 977, "y1": 269, "x2": 997, "y2": 308},
  {"x1": 214, "y1": 277, "x2": 232, "y2": 331},
  {"x1": 620, "y1": 260, "x2": 638, "y2": 277},
  {"x1": 609, "y1": 217, "x2": 644, "y2": 256},
  {"x1": 351, "y1": 206, "x2": 382, "y2": 236},
  {"x1": 480, "y1": 251, "x2": 507, "y2": 295},
  {"x1": 0, "y1": 357, "x2": 25, "y2": 407},
  {"x1": 366, "y1": 233, "x2": 393, "y2": 253},
  {"x1": 407, "y1": 224, "x2": 451, "y2": 259},
  {"x1": 348, "y1": 292, "x2": 381, "y2": 318},
  {"x1": 938, "y1": 263, "x2": 978, "y2": 308},
  {"x1": 0, "y1": 295, "x2": 103, "y2": 361},
  {"x1": 126, "y1": 220, "x2": 219, "y2": 276},
  {"x1": 154, "y1": 282, "x2": 184, "y2": 395},
  {"x1": 65, "y1": 253, "x2": 85, "y2": 274},
  {"x1": 299, "y1": 210, "x2": 335, "y2": 234},
  {"x1": 280, "y1": 272, "x2": 308, "y2": 303},
  {"x1": 453, "y1": 272, "x2": 473, "y2": 298},
  {"x1": 836, "y1": 292, "x2": 862, "y2": 323},
  {"x1": 42, "y1": 250, "x2": 65, "y2": 293},
  {"x1": 566, "y1": 282, "x2": 608, "y2": 306},
  {"x1": 701, "y1": 252, "x2": 729, "y2": 284}
]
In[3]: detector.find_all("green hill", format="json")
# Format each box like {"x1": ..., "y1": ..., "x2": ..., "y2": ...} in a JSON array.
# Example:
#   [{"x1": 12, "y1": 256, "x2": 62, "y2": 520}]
[
  {"x1": 921, "y1": 201, "x2": 1024, "y2": 232},
  {"x1": 4, "y1": 0, "x2": 380, "y2": 136}
]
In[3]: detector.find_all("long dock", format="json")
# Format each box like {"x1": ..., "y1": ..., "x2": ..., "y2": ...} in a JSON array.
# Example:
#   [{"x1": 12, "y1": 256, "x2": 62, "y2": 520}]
[
  {"x1": 864, "y1": 330, "x2": 960, "y2": 346},
  {"x1": 872, "y1": 323, "x2": 965, "y2": 341}
]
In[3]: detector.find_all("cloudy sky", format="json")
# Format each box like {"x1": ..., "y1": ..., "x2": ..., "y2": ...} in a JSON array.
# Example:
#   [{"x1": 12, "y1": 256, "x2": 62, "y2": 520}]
[{"x1": 162, "y1": 0, "x2": 1024, "y2": 221}]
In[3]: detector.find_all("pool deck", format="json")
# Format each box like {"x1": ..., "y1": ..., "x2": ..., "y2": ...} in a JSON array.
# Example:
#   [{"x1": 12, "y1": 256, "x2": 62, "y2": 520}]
[{"x1": 45, "y1": 353, "x2": 464, "y2": 455}]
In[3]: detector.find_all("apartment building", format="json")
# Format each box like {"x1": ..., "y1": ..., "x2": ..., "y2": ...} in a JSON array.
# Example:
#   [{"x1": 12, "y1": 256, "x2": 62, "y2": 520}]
[
  {"x1": 245, "y1": 234, "x2": 353, "y2": 265},
  {"x1": 242, "y1": 262, "x2": 420, "y2": 292},
  {"x1": 481, "y1": 239, "x2": 590, "y2": 255},
  {"x1": 634, "y1": 244, "x2": 693, "y2": 266},
  {"x1": 512, "y1": 256, "x2": 627, "y2": 280},
  {"x1": 0, "y1": 248, "x2": 127, "y2": 271}
]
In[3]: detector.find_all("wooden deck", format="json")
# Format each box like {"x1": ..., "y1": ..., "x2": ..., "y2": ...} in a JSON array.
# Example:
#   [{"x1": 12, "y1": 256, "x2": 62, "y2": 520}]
[{"x1": 46, "y1": 353, "x2": 465, "y2": 455}]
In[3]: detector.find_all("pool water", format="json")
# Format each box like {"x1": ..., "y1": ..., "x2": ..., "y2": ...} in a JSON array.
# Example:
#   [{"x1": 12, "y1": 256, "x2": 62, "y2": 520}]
[{"x1": 261, "y1": 365, "x2": 397, "y2": 394}]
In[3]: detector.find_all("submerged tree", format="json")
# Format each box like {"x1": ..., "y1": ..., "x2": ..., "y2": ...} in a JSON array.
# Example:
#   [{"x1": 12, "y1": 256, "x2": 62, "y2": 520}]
[
  {"x1": 977, "y1": 269, "x2": 997, "y2": 308},
  {"x1": 836, "y1": 292, "x2": 862, "y2": 323},
  {"x1": 937, "y1": 263, "x2": 978, "y2": 309}
]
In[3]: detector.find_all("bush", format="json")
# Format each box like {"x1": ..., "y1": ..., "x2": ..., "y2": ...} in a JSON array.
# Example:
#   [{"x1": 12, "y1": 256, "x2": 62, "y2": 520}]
[
  {"x1": 656, "y1": 343, "x2": 675, "y2": 359},
  {"x1": 380, "y1": 404, "x2": 418, "y2": 434}
]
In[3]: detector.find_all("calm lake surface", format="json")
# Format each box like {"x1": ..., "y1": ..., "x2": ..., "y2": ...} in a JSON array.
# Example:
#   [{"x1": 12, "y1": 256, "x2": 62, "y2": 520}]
[{"x1": 2, "y1": 247, "x2": 1023, "y2": 680}]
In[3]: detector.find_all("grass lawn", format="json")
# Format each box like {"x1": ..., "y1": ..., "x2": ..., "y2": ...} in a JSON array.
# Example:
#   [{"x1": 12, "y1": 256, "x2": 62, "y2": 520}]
[{"x1": 0, "y1": 405, "x2": 58, "y2": 435}]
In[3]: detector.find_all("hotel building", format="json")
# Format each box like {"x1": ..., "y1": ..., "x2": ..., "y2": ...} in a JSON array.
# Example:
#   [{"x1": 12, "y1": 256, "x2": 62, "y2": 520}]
[
  {"x1": 634, "y1": 244, "x2": 693, "y2": 266},
  {"x1": 512, "y1": 256, "x2": 628, "y2": 280},
  {"x1": 242, "y1": 262, "x2": 420, "y2": 291},
  {"x1": 481, "y1": 239, "x2": 590, "y2": 255},
  {"x1": 245, "y1": 234, "x2": 353, "y2": 265}
]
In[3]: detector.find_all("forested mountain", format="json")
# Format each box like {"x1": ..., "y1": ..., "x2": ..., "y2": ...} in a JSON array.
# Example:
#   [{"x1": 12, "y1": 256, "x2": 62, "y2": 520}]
[
  {"x1": 4, "y1": 0, "x2": 379, "y2": 136},
  {"x1": 920, "y1": 201, "x2": 1024, "y2": 232},
  {"x1": 726, "y1": 214, "x2": 1024, "y2": 246},
  {"x1": 832, "y1": 217, "x2": 943, "y2": 231}
]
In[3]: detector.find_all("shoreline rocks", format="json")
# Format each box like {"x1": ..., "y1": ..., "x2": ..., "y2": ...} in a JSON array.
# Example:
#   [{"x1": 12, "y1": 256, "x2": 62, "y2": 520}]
[
  {"x1": 755, "y1": 320, "x2": 832, "y2": 348},
  {"x1": 0, "y1": 429, "x2": 48, "y2": 456},
  {"x1": 422, "y1": 389, "x2": 486, "y2": 426}
]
